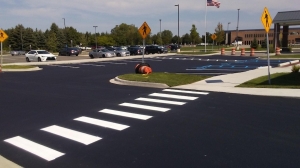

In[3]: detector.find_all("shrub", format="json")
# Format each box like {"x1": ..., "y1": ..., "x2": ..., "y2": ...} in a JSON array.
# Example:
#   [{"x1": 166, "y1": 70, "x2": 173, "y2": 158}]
[
  {"x1": 250, "y1": 37, "x2": 258, "y2": 49},
  {"x1": 269, "y1": 47, "x2": 275, "y2": 53},
  {"x1": 291, "y1": 65, "x2": 300, "y2": 73}
]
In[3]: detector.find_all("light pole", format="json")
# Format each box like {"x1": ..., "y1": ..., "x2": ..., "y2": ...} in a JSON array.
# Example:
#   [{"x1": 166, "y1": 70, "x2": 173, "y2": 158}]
[
  {"x1": 227, "y1": 22, "x2": 231, "y2": 45},
  {"x1": 93, "y1": 26, "x2": 98, "y2": 49},
  {"x1": 175, "y1": 4, "x2": 179, "y2": 47},
  {"x1": 159, "y1": 19, "x2": 162, "y2": 45},
  {"x1": 62, "y1": 18, "x2": 66, "y2": 28},
  {"x1": 236, "y1": 9, "x2": 240, "y2": 50}
]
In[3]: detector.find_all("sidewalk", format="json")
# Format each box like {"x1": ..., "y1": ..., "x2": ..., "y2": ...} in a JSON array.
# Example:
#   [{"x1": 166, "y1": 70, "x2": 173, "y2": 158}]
[{"x1": 173, "y1": 65, "x2": 300, "y2": 98}]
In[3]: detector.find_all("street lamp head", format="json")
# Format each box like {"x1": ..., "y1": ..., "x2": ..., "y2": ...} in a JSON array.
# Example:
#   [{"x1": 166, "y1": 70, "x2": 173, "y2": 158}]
[{"x1": 175, "y1": 4, "x2": 179, "y2": 6}]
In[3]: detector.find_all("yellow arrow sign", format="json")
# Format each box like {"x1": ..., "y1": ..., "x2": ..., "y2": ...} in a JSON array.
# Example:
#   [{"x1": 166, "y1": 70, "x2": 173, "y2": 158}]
[
  {"x1": 0, "y1": 29, "x2": 8, "y2": 42},
  {"x1": 261, "y1": 7, "x2": 272, "y2": 33},
  {"x1": 138, "y1": 22, "x2": 151, "y2": 39}
]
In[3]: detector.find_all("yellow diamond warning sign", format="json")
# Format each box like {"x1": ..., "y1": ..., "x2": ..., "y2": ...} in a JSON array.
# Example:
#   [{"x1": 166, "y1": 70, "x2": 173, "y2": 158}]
[
  {"x1": 0, "y1": 29, "x2": 8, "y2": 42},
  {"x1": 138, "y1": 22, "x2": 151, "y2": 39},
  {"x1": 261, "y1": 7, "x2": 272, "y2": 33}
]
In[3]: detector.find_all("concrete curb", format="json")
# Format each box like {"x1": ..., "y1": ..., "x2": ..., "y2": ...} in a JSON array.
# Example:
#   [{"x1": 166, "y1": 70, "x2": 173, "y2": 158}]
[
  {"x1": 2, "y1": 67, "x2": 42, "y2": 72},
  {"x1": 278, "y1": 60, "x2": 299, "y2": 67},
  {"x1": 0, "y1": 155, "x2": 22, "y2": 168},
  {"x1": 111, "y1": 77, "x2": 169, "y2": 88}
]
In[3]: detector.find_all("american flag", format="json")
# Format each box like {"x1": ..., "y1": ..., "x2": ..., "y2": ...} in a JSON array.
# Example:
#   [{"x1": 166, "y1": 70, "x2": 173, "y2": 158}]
[{"x1": 207, "y1": 0, "x2": 221, "y2": 8}]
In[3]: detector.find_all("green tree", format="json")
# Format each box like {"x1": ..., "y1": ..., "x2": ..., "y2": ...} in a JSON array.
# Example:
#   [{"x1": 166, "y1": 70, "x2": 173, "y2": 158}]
[
  {"x1": 111, "y1": 23, "x2": 140, "y2": 46},
  {"x1": 36, "y1": 29, "x2": 46, "y2": 50},
  {"x1": 22, "y1": 27, "x2": 36, "y2": 51},
  {"x1": 46, "y1": 31, "x2": 57, "y2": 52},
  {"x1": 182, "y1": 33, "x2": 191, "y2": 45},
  {"x1": 98, "y1": 35, "x2": 116, "y2": 46},
  {"x1": 8, "y1": 24, "x2": 25, "y2": 50},
  {"x1": 190, "y1": 24, "x2": 200, "y2": 44},
  {"x1": 251, "y1": 37, "x2": 259, "y2": 49},
  {"x1": 161, "y1": 30, "x2": 173, "y2": 45},
  {"x1": 261, "y1": 38, "x2": 267, "y2": 48},
  {"x1": 202, "y1": 32, "x2": 213, "y2": 44},
  {"x1": 214, "y1": 22, "x2": 225, "y2": 45}
]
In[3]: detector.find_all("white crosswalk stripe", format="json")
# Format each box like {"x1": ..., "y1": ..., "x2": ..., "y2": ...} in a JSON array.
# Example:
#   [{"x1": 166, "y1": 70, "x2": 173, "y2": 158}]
[
  {"x1": 99, "y1": 109, "x2": 152, "y2": 120},
  {"x1": 119, "y1": 103, "x2": 170, "y2": 112},
  {"x1": 74, "y1": 116, "x2": 129, "y2": 131},
  {"x1": 4, "y1": 136, "x2": 65, "y2": 161},
  {"x1": 163, "y1": 89, "x2": 209, "y2": 95},
  {"x1": 149, "y1": 93, "x2": 198, "y2": 100},
  {"x1": 135, "y1": 97, "x2": 186, "y2": 105},
  {"x1": 41, "y1": 125, "x2": 101, "y2": 145}
]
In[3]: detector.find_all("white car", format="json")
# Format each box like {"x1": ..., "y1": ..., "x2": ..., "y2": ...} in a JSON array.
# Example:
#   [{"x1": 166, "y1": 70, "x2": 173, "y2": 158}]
[{"x1": 25, "y1": 50, "x2": 57, "y2": 62}]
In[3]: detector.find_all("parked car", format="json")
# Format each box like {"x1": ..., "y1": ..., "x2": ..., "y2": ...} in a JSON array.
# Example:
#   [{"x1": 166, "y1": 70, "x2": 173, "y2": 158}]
[
  {"x1": 114, "y1": 47, "x2": 130, "y2": 57},
  {"x1": 89, "y1": 48, "x2": 116, "y2": 58},
  {"x1": 105, "y1": 46, "x2": 116, "y2": 52},
  {"x1": 11, "y1": 51, "x2": 26, "y2": 56},
  {"x1": 144, "y1": 45, "x2": 168, "y2": 54},
  {"x1": 58, "y1": 47, "x2": 80, "y2": 56},
  {"x1": 127, "y1": 47, "x2": 143, "y2": 55},
  {"x1": 169, "y1": 44, "x2": 180, "y2": 51},
  {"x1": 25, "y1": 50, "x2": 56, "y2": 62}
]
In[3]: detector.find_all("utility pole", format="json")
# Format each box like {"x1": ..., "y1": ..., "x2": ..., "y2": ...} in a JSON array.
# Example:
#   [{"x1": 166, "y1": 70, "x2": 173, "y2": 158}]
[
  {"x1": 175, "y1": 4, "x2": 179, "y2": 46},
  {"x1": 93, "y1": 26, "x2": 98, "y2": 49},
  {"x1": 236, "y1": 9, "x2": 240, "y2": 50}
]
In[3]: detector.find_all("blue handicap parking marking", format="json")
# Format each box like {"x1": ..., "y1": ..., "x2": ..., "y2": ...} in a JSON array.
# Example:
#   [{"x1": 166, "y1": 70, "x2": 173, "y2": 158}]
[{"x1": 190, "y1": 59, "x2": 295, "y2": 70}]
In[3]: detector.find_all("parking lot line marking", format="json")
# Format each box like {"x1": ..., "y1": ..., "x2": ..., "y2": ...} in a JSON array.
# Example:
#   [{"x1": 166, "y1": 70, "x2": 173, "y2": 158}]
[
  {"x1": 163, "y1": 89, "x2": 209, "y2": 95},
  {"x1": 149, "y1": 93, "x2": 198, "y2": 100},
  {"x1": 4, "y1": 136, "x2": 65, "y2": 161},
  {"x1": 119, "y1": 103, "x2": 170, "y2": 112},
  {"x1": 41, "y1": 125, "x2": 101, "y2": 145},
  {"x1": 135, "y1": 97, "x2": 186, "y2": 105},
  {"x1": 74, "y1": 116, "x2": 129, "y2": 131},
  {"x1": 99, "y1": 109, "x2": 152, "y2": 120}
]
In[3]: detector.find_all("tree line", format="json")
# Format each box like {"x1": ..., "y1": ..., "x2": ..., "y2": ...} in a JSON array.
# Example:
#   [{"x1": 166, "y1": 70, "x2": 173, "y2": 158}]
[{"x1": 1, "y1": 22, "x2": 226, "y2": 52}]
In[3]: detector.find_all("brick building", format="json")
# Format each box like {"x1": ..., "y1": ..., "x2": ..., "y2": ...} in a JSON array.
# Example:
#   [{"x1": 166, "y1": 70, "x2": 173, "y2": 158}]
[
  {"x1": 227, "y1": 27, "x2": 300, "y2": 46},
  {"x1": 226, "y1": 10, "x2": 300, "y2": 49}
]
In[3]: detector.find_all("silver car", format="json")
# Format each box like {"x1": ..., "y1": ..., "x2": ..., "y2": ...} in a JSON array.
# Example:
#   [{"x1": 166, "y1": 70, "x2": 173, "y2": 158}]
[
  {"x1": 89, "y1": 48, "x2": 116, "y2": 58},
  {"x1": 115, "y1": 47, "x2": 130, "y2": 57}
]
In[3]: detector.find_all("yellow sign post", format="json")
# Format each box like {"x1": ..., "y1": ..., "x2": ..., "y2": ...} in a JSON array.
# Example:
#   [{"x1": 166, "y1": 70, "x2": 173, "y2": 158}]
[
  {"x1": 138, "y1": 22, "x2": 151, "y2": 63},
  {"x1": 138, "y1": 22, "x2": 151, "y2": 39},
  {"x1": 0, "y1": 29, "x2": 9, "y2": 72},
  {"x1": 260, "y1": 7, "x2": 272, "y2": 84},
  {"x1": 211, "y1": 34, "x2": 217, "y2": 50},
  {"x1": 211, "y1": 34, "x2": 217, "y2": 40},
  {"x1": 261, "y1": 7, "x2": 272, "y2": 33}
]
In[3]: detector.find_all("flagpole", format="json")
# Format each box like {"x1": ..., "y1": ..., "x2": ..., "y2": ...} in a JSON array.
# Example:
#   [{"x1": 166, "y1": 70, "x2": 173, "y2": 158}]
[{"x1": 205, "y1": 0, "x2": 207, "y2": 52}]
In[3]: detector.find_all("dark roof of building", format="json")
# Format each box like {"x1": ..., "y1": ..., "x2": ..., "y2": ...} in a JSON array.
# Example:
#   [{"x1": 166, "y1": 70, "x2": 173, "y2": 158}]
[{"x1": 273, "y1": 10, "x2": 300, "y2": 26}]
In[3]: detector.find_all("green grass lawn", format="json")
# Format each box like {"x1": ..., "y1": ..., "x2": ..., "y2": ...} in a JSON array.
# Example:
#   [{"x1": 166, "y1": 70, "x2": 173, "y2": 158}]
[
  {"x1": 237, "y1": 72, "x2": 300, "y2": 89},
  {"x1": 2, "y1": 65, "x2": 37, "y2": 69},
  {"x1": 260, "y1": 54, "x2": 300, "y2": 59},
  {"x1": 118, "y1": 72, "x2": 210, "y2": 87}
]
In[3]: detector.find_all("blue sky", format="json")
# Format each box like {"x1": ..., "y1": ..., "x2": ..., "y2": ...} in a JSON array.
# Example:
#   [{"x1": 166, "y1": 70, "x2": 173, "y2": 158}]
[{"x1": 0, "y1": 0, "x2": 299, "y2": 37}]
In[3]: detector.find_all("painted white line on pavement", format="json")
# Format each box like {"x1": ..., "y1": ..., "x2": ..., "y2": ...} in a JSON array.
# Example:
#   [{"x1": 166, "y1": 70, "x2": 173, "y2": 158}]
[
  {"x1": 119, "y1": 103, "x2": 170, "y2": 112},
  {"x1": 163, "y1": 89, "x2": 209, "y2": 95},
  {"x1": 4, "y1": 136, "x2": 65, "y2": 161},
  {"x1": 135, "y1": 97, "x2": 186, "y2": 105},
  {"x1": 41, "y1": 125, "x2": 101, "y2": 145},
  {"x1": 74, "y1": 116, "x2": 129, "y2": 131},
  {"x1": 149, "y1": 93, "x2": 198, "y2": 100},
  {"x1": 99, "y1": 109, "x2": 152, "y2": 120}
]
